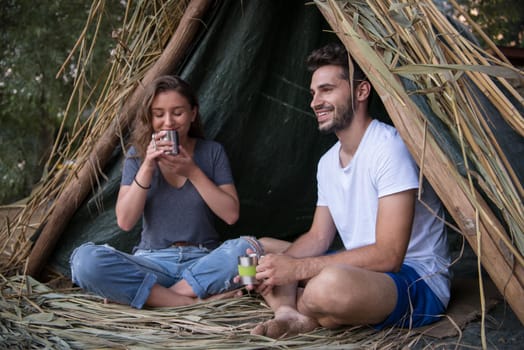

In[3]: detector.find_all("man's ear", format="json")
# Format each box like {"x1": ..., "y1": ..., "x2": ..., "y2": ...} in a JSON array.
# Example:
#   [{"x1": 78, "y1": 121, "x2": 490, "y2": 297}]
[{"x1": 356, "y1": 81, "x2": 371, "y2": 101}]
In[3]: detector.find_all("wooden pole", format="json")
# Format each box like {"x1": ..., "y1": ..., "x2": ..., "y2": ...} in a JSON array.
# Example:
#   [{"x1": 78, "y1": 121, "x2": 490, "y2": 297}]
[
  {"x1": 26, "y1": 0, "x2": 213, "y2": 278},
  {"x1": 316, "y1": 1, "x2": 524, "y2": 325}
]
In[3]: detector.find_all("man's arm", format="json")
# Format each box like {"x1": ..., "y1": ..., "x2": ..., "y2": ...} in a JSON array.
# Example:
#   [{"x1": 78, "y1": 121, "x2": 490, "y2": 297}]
[
  {"x1": 257, "y1": 189, "x2": 416, "y2": 286},
  {"x1": 326, "y1": 189, "x2": 416, "y2": 272},
  {"x1": 255, "y1": 206, "x2": 337, "y2": 286},
  {"x1": 285, "y1": 206, "x2": 338, "y2": 258}
]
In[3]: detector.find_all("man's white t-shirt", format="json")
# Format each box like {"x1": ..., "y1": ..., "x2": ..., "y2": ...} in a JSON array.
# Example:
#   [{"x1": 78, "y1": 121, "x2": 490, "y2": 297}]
[{"x1": 317, "y1": 120, "x2": 451, "y2": 306}]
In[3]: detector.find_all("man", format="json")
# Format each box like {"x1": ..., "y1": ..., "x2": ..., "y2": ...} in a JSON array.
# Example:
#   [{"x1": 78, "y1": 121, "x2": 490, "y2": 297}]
[{"x1": 251, "y1": 43, "x2": 451, "y2": 338}]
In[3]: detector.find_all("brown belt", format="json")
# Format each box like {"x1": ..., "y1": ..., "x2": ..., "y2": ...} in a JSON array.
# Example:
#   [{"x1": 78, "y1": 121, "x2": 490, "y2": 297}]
[
  {"x1": 171, "y1": 241, "x2": 220, "y2": 250},
  {"x1": 172, "y1": 241, "x2": 197, "y2": 247}
]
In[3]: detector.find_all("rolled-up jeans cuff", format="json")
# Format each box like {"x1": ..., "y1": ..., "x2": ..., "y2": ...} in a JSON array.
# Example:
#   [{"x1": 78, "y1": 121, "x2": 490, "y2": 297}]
[
  {"x1": 183, "y1": 272, "x2": 205, "y2": 299},
  {"x1": 242, "y1": 236, "x2": 265, "y2": 256},
  {"x1": 182, "y1": 237, "x2": 262, "y2": 299},
  {"x1": 130, "y1": 273, "x2": 158, "y2": 309}
]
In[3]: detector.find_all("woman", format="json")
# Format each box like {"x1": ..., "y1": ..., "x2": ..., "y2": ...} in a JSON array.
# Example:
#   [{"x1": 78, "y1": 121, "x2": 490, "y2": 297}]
[{"x1": 70, "y1": 75, "x2": 264, "y2": 309}]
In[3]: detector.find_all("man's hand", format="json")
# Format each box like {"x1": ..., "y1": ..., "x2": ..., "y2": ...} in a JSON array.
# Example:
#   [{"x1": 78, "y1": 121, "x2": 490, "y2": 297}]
[
  {"x1": 233, "y1": 249, "x2": 301, "y2": 296},
  {"x1": 256, "y1": 254, "x2": 299, "y2": 289}
]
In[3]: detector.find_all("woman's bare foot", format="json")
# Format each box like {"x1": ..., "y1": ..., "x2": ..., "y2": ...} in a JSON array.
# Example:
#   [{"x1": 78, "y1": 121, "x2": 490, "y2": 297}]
[
  {"x1": 200, "y1": 288, "x2": 244, "y2": 302},
  {"x1": 103, "y1": 298, "x2": 125, "y2": 305},
  {"x1": 251, "y1": 306, "x2": 318, "y2": 338}
]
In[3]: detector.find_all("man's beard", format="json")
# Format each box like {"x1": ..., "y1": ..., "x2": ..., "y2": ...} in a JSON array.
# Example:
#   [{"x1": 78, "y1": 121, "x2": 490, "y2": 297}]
[{"x1": 318, "y1": 102, "x2": 354, "y2": 134}]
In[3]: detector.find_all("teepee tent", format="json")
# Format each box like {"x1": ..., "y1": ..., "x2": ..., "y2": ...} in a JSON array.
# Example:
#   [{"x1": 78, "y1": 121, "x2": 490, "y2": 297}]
[{"x1": 1, "y1": 0, "x2": 522, "y2": 345}]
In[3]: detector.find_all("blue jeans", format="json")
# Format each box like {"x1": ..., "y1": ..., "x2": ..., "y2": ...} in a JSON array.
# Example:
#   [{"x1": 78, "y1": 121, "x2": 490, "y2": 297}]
[{"x1": 70, "y1": 237, "x2": 261, "y2": 309}]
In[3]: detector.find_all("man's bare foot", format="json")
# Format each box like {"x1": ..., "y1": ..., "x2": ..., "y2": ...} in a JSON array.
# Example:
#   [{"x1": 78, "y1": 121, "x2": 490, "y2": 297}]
[{"x1": 251, "y1": 306, "x2": 318, "y2": 338}]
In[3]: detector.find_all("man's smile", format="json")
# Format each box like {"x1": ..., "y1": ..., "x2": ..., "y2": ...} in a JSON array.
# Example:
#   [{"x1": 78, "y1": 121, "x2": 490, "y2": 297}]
[{"x1": 315, "y1": 106, "x2": 334, "y2": 123}]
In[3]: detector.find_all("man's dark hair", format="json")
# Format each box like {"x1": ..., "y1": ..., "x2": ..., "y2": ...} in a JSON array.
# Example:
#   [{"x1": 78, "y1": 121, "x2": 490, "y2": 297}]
[{"x1": 306, "y1": 42, "x2": 367, "y2": 82}]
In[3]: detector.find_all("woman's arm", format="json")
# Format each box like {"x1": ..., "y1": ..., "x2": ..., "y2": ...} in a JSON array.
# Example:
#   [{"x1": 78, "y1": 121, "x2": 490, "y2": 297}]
[
  {"x1": 116, "y1": 144, "x2": 161, "y2": 231},
  {"x1": 188, "y1": 170, "x2": 239, "y2": 225},
  {"x1": 115, "y1": 166, "x2": 154, "y2": 231},
  {"x1": 157, "y1": 144, "x2": 240, "y2": 225}
]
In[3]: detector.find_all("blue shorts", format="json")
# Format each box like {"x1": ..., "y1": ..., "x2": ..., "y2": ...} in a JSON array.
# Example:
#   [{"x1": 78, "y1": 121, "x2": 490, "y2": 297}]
[
  {"x1": 70, "y1": 237, "x2": 261, "y2": 309},
  {"x1": 374, "y1": 264, "x2": 445, "y2": 329}
]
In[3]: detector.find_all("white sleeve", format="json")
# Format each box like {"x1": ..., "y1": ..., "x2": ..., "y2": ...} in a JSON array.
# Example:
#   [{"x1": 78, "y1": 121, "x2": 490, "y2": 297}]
[
  {"x1": 374, "y1": 135, "x2": 419, "y2": 198},
  {"x1": 316, "y1": 155, "x2": 328, "y2": 206}
]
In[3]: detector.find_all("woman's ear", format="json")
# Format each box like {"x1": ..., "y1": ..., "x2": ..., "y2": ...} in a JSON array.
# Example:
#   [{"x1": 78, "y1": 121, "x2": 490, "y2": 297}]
[{"x1": 191, "y1": 106, "x2": 198, "y2": 122}]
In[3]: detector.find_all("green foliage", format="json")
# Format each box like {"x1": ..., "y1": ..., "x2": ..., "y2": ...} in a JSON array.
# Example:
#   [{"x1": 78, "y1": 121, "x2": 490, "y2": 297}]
[
  {"x1": 457, "y1": 0, "x2": 524, "y2": 47},
  {"x1": 0, "y1": 0, "x2": 123, "y2": 204}
]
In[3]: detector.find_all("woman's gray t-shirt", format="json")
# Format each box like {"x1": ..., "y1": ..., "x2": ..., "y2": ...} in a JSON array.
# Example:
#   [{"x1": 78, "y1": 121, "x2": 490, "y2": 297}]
[{"x1": 121, "y1": 139, "x2": 234, "y2": 250}]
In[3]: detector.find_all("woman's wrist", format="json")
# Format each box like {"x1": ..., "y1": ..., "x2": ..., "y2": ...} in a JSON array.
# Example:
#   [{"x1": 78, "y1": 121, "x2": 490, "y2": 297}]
[{"x1": 134, "y1": 177, "x2": 151, "y2": 189}]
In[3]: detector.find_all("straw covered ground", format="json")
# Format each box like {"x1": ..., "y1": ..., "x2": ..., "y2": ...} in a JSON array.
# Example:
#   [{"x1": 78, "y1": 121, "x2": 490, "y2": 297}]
[
  {"x1": 0, "y1": 274, "x2": 423, "y2": 349},
  {"x1": 1, "y1": 268, "x2": 523, "y2": 350}
]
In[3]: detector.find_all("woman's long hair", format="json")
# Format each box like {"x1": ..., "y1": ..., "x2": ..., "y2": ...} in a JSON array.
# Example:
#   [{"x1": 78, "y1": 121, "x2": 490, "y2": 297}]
[{"x1": 130, "y1": 75, "x2": 205, "y2": 158}]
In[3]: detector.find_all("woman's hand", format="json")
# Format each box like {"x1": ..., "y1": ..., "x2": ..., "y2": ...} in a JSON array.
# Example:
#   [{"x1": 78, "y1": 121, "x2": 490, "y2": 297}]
[
  {"x1": 156, "y1": 145, "x2": 198, "y2": 178},
  {"x1": 146, "y1": 132, "x2": 169, "y2": 168},
  {"x1": 156, "y1": 140, "x2": 239, "y2": 225}
]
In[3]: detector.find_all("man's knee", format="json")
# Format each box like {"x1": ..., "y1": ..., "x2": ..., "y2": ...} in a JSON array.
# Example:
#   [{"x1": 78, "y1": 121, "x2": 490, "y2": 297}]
[
  {"x1": 311, "y1": 264, "x2": 355, "y2": 292},
  {"x1": 299, "y1": 265, "x2": 346, "y2": 313},
  {"x1": 299, "y1": 265, "x2": 361, "y2": 314}
]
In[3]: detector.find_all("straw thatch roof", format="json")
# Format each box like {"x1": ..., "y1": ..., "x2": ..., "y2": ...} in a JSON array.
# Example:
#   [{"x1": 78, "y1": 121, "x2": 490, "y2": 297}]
[{"x1": 1, "y1": 0, "x2": 523, "y2": 348}]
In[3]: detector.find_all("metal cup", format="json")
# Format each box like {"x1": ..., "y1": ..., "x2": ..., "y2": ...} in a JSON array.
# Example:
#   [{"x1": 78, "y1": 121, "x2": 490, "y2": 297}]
[
  {"x1": 161, "y1": 129, "x2": 179, "y2": 155},
  {"x1": 238, "y1": 254, "x2": 258, "y2": 285}
]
